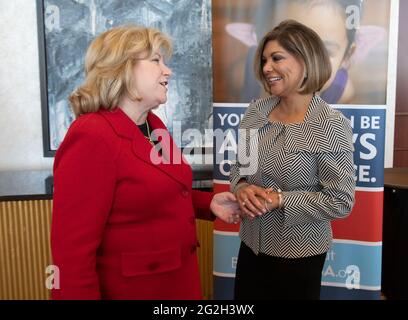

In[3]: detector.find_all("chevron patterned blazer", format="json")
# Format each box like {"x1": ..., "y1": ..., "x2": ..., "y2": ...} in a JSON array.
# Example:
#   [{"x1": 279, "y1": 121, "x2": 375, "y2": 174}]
[{"x1": 230, "y1": 94, "x2": 356, "y2": 258}]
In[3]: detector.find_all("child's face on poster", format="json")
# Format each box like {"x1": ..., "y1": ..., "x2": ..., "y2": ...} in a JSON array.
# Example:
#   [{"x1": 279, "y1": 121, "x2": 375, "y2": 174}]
[{"x1": 283, "y1": 2, "x2": 350, "y2": 91}]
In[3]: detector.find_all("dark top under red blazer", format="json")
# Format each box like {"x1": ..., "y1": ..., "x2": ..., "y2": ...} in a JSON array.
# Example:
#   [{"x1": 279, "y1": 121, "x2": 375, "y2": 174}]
[{"x1": 51, "y1": 108, "x2": 214, "y2": 300}]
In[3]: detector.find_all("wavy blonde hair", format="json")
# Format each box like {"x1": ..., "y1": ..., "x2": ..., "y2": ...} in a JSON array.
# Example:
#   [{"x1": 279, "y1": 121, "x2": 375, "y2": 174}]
[{"x1": 69, "y1": 25, "x2": 172, "y2": 117}]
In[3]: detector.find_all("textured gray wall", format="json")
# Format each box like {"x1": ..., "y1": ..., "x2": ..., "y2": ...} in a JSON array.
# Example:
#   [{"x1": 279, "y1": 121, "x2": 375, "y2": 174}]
[{"x1": 0, "y1": 0, "x2": 54, "y2": 170}]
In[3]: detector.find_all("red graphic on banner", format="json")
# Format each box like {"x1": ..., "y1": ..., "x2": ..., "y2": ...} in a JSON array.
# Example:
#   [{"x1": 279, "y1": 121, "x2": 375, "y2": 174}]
[{"x1": 332, "y1": 191, "x2": 383, "y2": 242}]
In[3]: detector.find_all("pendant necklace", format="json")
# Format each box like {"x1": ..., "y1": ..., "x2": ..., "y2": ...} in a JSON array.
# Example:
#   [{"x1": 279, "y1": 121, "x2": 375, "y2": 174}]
[{"x1": 145, "y1": 121, "x2": 155, "y2": 146}]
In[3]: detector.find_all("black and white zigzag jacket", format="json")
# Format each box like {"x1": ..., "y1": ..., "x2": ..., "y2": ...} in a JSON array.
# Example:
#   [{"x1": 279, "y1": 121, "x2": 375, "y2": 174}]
[{"x1": 230, "y1": 94, "x2": 356, "y2": 258}]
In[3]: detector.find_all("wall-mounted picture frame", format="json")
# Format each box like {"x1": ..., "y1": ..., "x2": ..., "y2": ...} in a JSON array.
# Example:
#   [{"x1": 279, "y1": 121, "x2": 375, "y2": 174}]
[{"x1": 36, "y1": 0, "x2": 213, "y2": 157}]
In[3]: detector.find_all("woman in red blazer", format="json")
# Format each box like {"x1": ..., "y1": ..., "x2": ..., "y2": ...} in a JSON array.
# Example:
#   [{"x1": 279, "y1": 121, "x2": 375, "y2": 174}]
[{"x1": 51, "y1": 25, "x2": 240, "y2": 300}]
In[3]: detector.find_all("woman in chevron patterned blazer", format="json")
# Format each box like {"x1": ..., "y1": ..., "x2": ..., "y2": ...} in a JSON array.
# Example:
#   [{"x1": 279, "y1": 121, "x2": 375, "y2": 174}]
[{"x1": 230, "y1": 20, "x2": 356, "y2": 300}]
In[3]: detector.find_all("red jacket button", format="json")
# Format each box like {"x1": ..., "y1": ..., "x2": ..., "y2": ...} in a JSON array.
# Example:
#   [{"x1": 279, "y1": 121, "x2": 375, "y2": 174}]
[{"x1": 182, "y1": 190, "x2": 189, "y2": 197}]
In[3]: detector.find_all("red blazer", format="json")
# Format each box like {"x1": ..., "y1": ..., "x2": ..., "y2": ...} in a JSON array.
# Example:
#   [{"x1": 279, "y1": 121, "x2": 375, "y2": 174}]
[{"x1": 51, "y1": 108, "x2": 214, "y2": 299}]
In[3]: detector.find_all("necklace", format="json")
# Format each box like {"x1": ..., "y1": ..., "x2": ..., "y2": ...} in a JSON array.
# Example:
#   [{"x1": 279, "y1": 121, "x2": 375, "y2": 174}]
[{"x1": 144, "y1": 121, "x2": 155, "y2": 146}]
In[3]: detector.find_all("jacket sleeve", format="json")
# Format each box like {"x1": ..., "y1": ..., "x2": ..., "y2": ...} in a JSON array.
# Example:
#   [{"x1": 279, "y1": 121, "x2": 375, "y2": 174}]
[
  {"x1": 51, "y1": 127, "x2": 116, "y2": 299},
  {"x1": 229, "y1": 125, "x2": 249, "y2": 193},
  {"x1": 282, "y1": 150, "x2": 356, "y2": 227},
  {"x1": 230, "y1": 162, "x2": 244, "y2": 194},
  {"x1": 281, "y1": 115, "x2": 356, "y2": 228},
  {"x1": 191, "y1": 190, "x2": 216, "y2": 221}
]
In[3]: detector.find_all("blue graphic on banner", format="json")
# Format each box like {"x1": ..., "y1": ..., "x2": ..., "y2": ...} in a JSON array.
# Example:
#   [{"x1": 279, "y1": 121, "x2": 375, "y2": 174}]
[
  {"x1": 214, "y1": 276, "x2": 235, "y2": 300},
  {"x1": 321, "y1": 286, "x2": 380, "y2": 300},
  {"x1": 213, "y1": 233, "x2": 240, "y2": 275},
  {"x1": 321, "y1": 241, "x2": 382, "y2": 290},
  {"x1": 213, "y1": 106, "x2": 247, "y2": 181},
  {"x1": 214, "y1": 105, "x2": 386, "y2": 188},
  {"x1": 335, "y1": 108, "x2": 386, "y2": 189}
]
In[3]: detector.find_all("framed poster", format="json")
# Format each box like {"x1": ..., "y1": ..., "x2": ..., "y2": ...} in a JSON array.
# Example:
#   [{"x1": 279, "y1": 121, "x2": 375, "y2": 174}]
[{"x1": 37, "y1": 0, "x2": 213, "y2": 157}]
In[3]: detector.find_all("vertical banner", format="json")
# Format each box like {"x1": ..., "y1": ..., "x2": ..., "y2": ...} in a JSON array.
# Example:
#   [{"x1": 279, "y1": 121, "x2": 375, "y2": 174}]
[
  {"x1": 213, "y1": 105, "x2": 247, "y2": 299},
  {"x1": 212, "y1": 0, "x2": 397, "y2": 299},
  {"x1": 320, "y1": 107, "x2": 385, "y2": 299}
]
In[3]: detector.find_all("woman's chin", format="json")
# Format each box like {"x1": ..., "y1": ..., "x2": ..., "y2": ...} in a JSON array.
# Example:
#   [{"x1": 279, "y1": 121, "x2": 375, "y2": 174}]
[
  {"x1": 152, "y1": 101, "x2": 166, "y2": 110},
  {"x1": 151, "y1": 98, "x2": 167, "y2": 109}
]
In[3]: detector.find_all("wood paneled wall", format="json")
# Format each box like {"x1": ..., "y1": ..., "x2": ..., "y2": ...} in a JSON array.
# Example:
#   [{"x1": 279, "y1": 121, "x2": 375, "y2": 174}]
[
  {"x1": 196, "y1": 220, "x2": 214, "y2": 300},
  {"x1": 0, "y1": 200, "x2": 214, "y2": 300},
  {"x1": 0, "y1": 200, "x2": 52, "y2": 300}
]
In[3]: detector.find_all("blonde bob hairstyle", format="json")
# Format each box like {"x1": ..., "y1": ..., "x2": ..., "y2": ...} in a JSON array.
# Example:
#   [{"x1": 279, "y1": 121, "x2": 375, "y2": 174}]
[
  {"x1": 254, "y1": 19, "x2": 331, "y2": 95},
  {"x1": 69, "y1": 25, "x2": 172, "y2": 117}
]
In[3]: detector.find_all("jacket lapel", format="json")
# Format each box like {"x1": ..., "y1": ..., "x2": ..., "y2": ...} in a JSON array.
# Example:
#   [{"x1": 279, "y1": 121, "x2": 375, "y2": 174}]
[
  {"x1": 100, "y1": 108, "x2": 191, "y2": 189},
  {"x1": 141, "y1": 112, "x2": 191, "y2": 188},
  {"x1": 243, "y1": 96, "x2": 280, "y2": 130}
]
